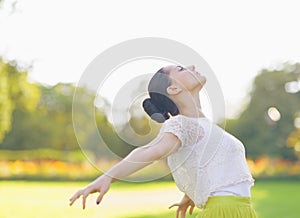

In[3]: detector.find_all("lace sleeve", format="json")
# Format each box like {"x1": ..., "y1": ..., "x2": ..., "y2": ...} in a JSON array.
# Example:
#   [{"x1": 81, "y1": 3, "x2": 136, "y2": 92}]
[
  {"x1": 162, "y1": 116, "x2": 185, "y2": 145},
  {"x1": 161, "y1": 115, "x2": 204, "y2": 147}
]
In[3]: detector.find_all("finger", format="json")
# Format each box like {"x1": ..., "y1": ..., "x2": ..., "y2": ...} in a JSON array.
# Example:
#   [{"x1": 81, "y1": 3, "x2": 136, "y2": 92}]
[
  {"x1": 69, "y1": 190, "x2": 81, "y2": 202},
  {"x1": 82, "y1": 193, "x2": 89, "y2": 210},
  {"x1": 189, "y1": 205, "x2": 195, "y2": 215},
  {"x1": 69, "y1": 191, "x2": 82, "y2": 206},
  {"x1": 180, "y1": 209, "x2": 186, "y2": 218},
  {"x1": 168, "y1": 203, "x2": 179, "y2": 209},
  {"x1": 181, "y1": 207, "x2": 189, "y2": 218},
  {"x1": 96, "y1": 191, "x2": 105, "y2": 205},
  {"x1": 176, "y1": 208, "x2": 179, "y2": 218}
]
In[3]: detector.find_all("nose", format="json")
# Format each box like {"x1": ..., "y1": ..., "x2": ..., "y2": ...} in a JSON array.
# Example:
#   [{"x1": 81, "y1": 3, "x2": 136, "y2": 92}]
[{"x1": 187, "y1": 65, "x2": 195, "y2": 71}]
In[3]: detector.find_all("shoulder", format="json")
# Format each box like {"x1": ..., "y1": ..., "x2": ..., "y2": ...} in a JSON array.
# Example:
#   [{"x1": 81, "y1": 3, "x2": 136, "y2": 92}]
[
  {"x1": 163, "y1": 115, "x2": 206, "y2": 131},
  {"x1": 161, "y1": 115, "x2": 205, "y2": 146},
  {"x1": 163, "y1": 115, "x2": 183, "y2": 128}
]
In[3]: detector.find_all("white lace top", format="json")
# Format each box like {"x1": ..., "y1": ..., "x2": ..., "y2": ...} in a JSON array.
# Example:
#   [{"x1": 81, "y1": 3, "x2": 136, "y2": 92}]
[{"x1": 160, "y1": 115, "x2": 254, "y2": 208}]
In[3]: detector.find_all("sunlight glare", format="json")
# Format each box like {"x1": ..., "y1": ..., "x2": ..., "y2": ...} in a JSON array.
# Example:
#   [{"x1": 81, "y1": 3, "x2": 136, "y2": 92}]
[{"x1": 267, "y1": 107, "x2": 281, "y2": 122}]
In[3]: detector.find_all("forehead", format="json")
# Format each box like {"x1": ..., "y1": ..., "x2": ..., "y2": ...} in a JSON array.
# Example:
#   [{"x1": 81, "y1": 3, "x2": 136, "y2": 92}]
[{"x1": 163, "y1": 65, "x2": 179, "y2": 74}]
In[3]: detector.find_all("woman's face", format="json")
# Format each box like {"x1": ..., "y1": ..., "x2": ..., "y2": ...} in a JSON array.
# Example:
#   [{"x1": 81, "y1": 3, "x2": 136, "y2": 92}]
[{"x1": 164, "y1": 65, "x2": 206, "y2": 92}]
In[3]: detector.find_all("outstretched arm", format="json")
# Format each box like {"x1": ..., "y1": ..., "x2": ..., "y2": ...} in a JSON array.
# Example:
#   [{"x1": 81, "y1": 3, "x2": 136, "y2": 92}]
[{"x1": 69, "y1": 132, "x2": 181, "y2": 209}]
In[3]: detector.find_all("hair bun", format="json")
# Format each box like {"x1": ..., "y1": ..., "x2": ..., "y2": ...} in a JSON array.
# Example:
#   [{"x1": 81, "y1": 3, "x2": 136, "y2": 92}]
[{"x1": 142, "y1": 98, "x2": 169, "y2": 123}]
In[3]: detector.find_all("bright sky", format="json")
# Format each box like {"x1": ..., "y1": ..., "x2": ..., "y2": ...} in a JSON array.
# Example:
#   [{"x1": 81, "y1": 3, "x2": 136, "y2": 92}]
[{"x1": 0, "y1": 0, "x2": 299, "y2": 119}]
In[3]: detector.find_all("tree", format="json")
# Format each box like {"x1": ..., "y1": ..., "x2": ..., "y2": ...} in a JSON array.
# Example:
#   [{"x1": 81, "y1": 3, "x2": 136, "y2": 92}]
[
  {"x1": 226, "y1": 63, "x2": 300, "y2": 160},
  {"x1": 0, "y1": 58, "x2": 40, "y2": 143},
  {"x1": 1, "y1": 83, "x2": 96, "y2": 151}
]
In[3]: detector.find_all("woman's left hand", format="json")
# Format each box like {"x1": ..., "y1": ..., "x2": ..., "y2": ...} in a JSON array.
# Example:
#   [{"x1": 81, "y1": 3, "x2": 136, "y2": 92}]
[
  {"x1": 169, "y1": 194, "x2": 195, "y2": 218},
  {"x1": 69, "y1": 175, "x2": 112, "y2": 209}
]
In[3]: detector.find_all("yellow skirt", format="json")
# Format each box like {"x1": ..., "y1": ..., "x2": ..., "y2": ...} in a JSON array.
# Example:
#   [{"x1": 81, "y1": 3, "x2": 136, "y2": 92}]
[{"x1": 196, "y1": 196, "x2": 257, "y2": 218}]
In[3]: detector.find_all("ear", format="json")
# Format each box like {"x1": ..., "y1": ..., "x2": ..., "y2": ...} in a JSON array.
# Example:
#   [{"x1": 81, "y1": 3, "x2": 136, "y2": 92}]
[{"x1": 167, "y1": 85, "x2": 182, "y2": 95}]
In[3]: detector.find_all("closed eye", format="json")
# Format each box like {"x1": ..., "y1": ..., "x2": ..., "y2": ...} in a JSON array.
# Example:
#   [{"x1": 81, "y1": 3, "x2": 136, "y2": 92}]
[{"x1": 177, "y1": 66, "x2": 185, "y2": 71}]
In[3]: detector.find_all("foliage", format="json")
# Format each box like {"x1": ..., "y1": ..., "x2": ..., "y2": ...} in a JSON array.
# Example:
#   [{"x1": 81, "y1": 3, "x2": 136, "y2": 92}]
[
  {"x1": 247, "y1": 156, "x2": 300, "y2": 179},
  {"x1": 0, "y1": 148, "x2": 88, "y2": 162},
  {"x1": 0, "y1": 58, "x2": 40, "y2": 143},
  {"x1": 1, "y1": 83, "x2": 78, "y2": 150},
  {"x1": 0, "y1": 160, "x2": 98, "y2": 180},
  {"x1": 0, "y1": 158, "x2": 172, "y2": 181},
  {"x1": 0, "y1": 78, "x2": 158, "y2": 159},
  {"x1": 1, "y1": 83, "x2": 116, "y2": 153},
  {"x1": 226, "y1": 62, "x2": 300, "y2": 160},
  {"x1": 1, "y1": 56, "x2": 300, "y2": 181},
  {"x1": 0, "y1": 153, "x2": 299, "y2": 181}
]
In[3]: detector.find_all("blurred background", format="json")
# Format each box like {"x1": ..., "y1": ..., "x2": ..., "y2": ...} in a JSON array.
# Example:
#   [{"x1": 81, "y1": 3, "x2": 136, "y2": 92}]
[{"x1": 0, "y1": 0, "x2": 300, "y2": 217}]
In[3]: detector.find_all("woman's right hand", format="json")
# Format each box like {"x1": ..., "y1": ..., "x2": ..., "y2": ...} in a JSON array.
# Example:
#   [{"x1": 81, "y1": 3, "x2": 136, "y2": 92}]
[
  {"x1": 69, "y1": 175, "x2": 112, "y2": 209},
  {"x1": 169, "y1": 194, "x2": 195, "y2": 218}
]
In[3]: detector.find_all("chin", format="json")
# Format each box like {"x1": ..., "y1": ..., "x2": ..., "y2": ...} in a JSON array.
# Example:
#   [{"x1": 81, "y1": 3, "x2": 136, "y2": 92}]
[
  {"x1": 199, "y1": 76, "x2": 206, "y2": 86},
  {"x1": 192, "y1": 75, "x2": 206, "y2": 91}
]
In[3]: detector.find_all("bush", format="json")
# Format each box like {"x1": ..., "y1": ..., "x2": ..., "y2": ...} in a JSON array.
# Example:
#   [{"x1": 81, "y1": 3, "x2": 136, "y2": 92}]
[{"x1": 0, "y1": 149, "x2": 91, "y2": 162}]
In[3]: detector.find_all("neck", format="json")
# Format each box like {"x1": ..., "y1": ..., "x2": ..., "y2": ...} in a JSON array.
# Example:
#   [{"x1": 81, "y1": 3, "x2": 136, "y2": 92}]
[{"x1": 176, "y1": 92, "x2": 205, "y2": 118}]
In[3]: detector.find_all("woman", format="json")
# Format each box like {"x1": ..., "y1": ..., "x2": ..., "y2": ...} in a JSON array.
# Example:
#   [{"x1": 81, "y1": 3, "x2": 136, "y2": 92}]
[{"x1": 69, "y1": 65, "x2": 257, "y2": 218}]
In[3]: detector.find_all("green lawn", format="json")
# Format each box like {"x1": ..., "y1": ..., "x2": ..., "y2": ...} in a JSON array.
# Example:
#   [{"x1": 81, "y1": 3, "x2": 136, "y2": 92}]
[
  {"x1": 251, "y1": 180, "x2": 300, "y2": 218},
  {"x1": 0, "y1": 180, "x2": 299, "y2": 218}
]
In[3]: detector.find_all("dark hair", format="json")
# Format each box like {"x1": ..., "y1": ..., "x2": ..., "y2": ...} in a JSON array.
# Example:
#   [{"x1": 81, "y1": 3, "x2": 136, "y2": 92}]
[{"x1": 142, "y1": 67, "x2": 179, "y2": 123}]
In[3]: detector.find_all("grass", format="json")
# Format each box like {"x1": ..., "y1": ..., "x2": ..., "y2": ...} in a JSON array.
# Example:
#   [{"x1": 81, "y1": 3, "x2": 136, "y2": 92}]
[
  {"x1": 251, "y1": 180, "x2": 300, "y2": 218},
  {"x1": 0, "y1": 180, "x2": 299, "y2": 218}
]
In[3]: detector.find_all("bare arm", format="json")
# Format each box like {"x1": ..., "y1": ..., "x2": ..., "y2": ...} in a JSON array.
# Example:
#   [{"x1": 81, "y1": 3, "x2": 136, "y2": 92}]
[
  {"x1": 107, "y1": 132, "x2": 180, "y2": 180},
  {"x1": 69, "y1": 132, "x2": 181, "y2": 209}
]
